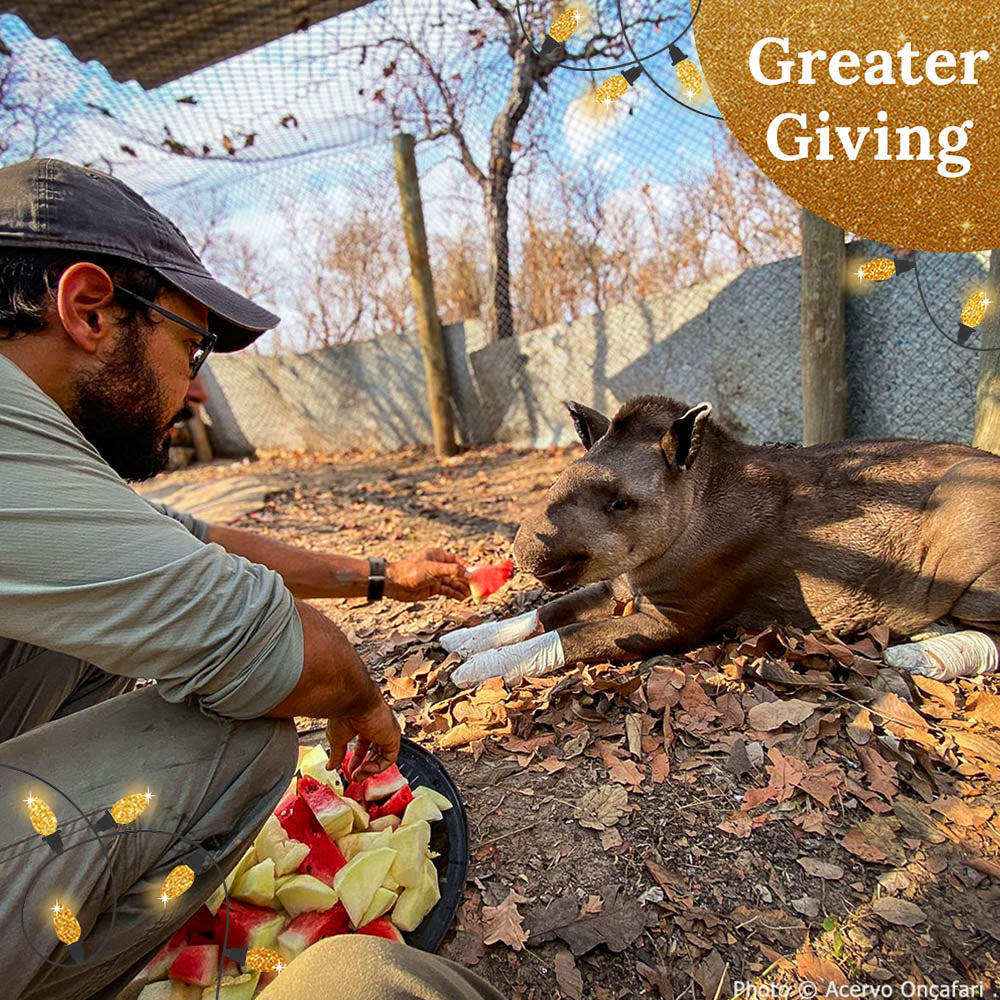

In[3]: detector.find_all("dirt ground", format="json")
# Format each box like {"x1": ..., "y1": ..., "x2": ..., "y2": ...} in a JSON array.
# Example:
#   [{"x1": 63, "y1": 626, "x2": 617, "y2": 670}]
[{"x1": 153, "y1": 443, "x2": 1000, "y2": 999}]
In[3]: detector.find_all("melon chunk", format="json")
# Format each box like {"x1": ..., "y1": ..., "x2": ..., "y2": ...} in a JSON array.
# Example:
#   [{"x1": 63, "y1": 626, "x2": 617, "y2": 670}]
[
  {"x1": 388, "y1": 820, "x2": 431, "y2": 888},
  {"x1": 412, "y1": 785, "x2": 454, "y2": 812},
  {"x1": 391, "y1": 858, "x2": 441, "y2": 932},
  {"x1": 344, "y1": 795, "x2": 370, "y2": 831},
  {"x1": 332, "y1": 846, "x2": 398, "y2": 927},
  {"x1": 232, "y1": 858, "x2": 276, "y2": 908},
  {"x1": 142, "y1": 928, "x2": 188, "y2": 981},
  {"x1": 298, "y1": 744, "x2": 344, "y2": 795},
  {"x1": 401, "y1": 796, "x2": 442, "y2": 826},
  {"x1": 358, "y1": 885, "x2": 398, "y2": 927},
  {"x1": 335, "y1": 829, "x2": 393, "y2": 863},
  {"x1": 205, "y1": 845, "x2": 257, "y2": 917},
  {"x1": 253, "y1": 815, "x2": 310, "y2": 877},
  {"x1": 138, "y1": 982, "x2": 200, "y2": 1000},
  {"x1": 297, "y1": 775, "x2": 354, "y2": 840},
  {"x1": 369, "y1": 814, "x2": 401, "y2": 833},
  {"x1": 362, "y1": 764, "x2": 408, "y2": 802},
  {"x1": 169, "y1": 945, "x2": 219, "y2": 987},
  {"x1": 381, "y1": 873, "x2": 401, "y2": 893},
  {"x1": 276, "y1": 903, "x2": 350, "y2": 961},
  {"x1": 200, "y1": 973, "x2": 259, "y2": 1000},
  {"x1": 274, "y1": 874, "x2": 338, "y2": 919}
]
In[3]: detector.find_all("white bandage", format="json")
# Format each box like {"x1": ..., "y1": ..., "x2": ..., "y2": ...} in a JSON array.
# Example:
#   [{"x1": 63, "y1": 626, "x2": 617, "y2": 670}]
[
  {"x1": 885, "y1": 629, "x2": 1000, "y2": 681},
  {"x1": 451, "y1": 630, "x2": 566, "y2": 689},
  {"x1": 440, "y1": 610, "x2": 540, "y2": 658}
]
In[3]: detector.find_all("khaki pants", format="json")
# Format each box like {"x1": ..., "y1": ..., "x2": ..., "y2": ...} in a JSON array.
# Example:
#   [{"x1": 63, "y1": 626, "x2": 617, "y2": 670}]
[{"x1": 0, "y1": 643, "x2": 504, "y2": 1000}]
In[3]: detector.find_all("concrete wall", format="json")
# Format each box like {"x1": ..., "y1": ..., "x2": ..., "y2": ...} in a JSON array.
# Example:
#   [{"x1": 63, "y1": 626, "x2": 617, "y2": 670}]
[{"x1": 204, "y1": 240, "x2": 987, "y2": 455}]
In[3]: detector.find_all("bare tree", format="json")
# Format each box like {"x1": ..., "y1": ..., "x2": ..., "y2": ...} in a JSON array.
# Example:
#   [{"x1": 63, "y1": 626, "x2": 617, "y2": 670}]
[{"x1": 349, "y1": 0, "x2": 681, "y2": 342}]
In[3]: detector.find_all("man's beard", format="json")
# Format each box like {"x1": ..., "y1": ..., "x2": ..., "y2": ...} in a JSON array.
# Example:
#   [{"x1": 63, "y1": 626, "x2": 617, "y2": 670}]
[{"x1": 69, "y1": 329, "x2": 182, "y2": 482}]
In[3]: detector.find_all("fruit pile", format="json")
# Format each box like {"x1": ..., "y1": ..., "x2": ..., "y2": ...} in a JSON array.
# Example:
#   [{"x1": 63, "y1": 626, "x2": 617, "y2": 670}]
[{"x1": 136, "y1": 744, "x2": 451, "y2": 999}]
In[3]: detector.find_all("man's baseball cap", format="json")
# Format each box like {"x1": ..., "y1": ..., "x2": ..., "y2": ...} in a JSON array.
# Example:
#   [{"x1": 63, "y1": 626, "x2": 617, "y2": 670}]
[{"x1": 0, "y1": 158, "x2": 280, "y2": 352}]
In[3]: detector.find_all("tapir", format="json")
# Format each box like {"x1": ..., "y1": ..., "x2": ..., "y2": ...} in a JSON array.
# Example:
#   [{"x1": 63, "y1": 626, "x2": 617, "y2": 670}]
[{"x1": 443, "y1": 395, "x2": 1000, "y2": 688}]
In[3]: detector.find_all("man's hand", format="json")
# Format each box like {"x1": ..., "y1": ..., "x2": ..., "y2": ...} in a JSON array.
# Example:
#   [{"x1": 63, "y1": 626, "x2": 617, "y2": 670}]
[
  {"x1": 325, "y1": 695, "x2": 402, "y2": 782},
  {"x1": 386, "y1": 548, "x2": 471, "y2": 602}
]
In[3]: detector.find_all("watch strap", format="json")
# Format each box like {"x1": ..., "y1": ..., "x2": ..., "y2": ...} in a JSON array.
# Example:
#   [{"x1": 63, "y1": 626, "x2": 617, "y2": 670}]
[{"x1": 367, "y1": 557, "x2": 387, "y2": 602}]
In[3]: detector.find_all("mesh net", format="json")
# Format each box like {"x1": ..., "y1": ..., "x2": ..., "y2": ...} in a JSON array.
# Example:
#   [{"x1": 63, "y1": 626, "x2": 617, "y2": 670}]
[{"x1": 0, "y1": 1, "x2": 990, "y2": 451}]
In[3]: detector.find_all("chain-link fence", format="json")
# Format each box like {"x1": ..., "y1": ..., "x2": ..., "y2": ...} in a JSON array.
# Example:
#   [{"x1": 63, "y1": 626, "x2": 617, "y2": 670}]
[{"x1": 0, "y1": 1, "x2": 991, "y2": 454}]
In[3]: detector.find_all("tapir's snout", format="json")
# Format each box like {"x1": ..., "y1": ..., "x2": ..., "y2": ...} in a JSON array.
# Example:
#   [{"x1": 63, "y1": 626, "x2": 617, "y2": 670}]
[{"x1": 513, "y1": 523, "x2": 589, "y2": 591}]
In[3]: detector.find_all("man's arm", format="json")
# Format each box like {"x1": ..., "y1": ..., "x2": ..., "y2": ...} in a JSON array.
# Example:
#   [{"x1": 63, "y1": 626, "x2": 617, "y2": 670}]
[{"x1": 205, "y1": 524, "x2": 471, "y2": 602}]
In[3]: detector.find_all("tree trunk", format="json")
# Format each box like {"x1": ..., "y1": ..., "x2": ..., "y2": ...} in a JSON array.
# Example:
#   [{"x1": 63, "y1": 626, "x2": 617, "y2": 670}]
[
  {"x1": 485, "y1": 169, "x2": 515, "y2": 340},
  {"x1": 973, "y1": 249, "x2": 1000, "y2": 455},
  {"x1": 393, "y1": 133, "x2": 458, "y2": 457},
  {"x1": 800, "y1": 208, "x2": 847, "y2": 445}
]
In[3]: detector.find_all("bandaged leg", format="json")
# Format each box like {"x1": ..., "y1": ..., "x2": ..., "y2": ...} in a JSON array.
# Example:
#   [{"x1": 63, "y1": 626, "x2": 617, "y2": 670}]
[
  {"x1": 451, "y1": 630, "x2": 565, "y2": 689},
  {"x1": 885, "y1": 626, "x2": 1000, "y2": 681},
  {"x1": 440, "y1": 610, "x2": 540, "y2": 658}
]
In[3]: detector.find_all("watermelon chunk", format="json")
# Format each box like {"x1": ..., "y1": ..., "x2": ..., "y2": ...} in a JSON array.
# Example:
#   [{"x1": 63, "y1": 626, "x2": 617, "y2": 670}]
[
  {"x1": 169, "y1": 945, "x2": 219, "y2": 987},
  {"x1": 297, "y1": 833, "x2": 347, "y2": 886},
  {"x1": 182, "y1": 907, "x2": 216, "y2": 945},
  {"x1": 468, "y1": 560, "x2": 514, "y2": 604},
  {"x1": 362, "y1": 764, "x2": 408, "y2": 802},
  {"x1": 275, "y1": 903, "x2": 350, "y2": 961},
  {"x1": 275, "y1": 792, "x2": 348, "y2": 885},
  {"x1": 368, "y1": 785, "x2": 414, "y2": 820},
  {"x1": 142, "y1": 928, "x2": 189, "y2": 981},
  {"x1": 343, "y1": 781, "x2": 365, "y2": 802},
  {"x1": 356, "y1": 916, "x2": 405, "y2": 943},
  {"x1": 297, "y1": 775, "x2": 353, "y2": 839},
  {"x1": 212, "y1": 901, "x2": 286, "y2": 951}
]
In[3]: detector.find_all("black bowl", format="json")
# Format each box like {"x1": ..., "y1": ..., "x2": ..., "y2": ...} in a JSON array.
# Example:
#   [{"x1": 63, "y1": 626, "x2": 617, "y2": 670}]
[{"x1": 393, "y1": 737, "x2": 469, "y2": 953}]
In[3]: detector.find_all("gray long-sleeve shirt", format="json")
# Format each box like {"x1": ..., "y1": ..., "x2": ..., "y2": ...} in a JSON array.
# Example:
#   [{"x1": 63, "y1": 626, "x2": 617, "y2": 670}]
[{"x1": 0, "y1": 353, "x2": 303, "y2": 719}]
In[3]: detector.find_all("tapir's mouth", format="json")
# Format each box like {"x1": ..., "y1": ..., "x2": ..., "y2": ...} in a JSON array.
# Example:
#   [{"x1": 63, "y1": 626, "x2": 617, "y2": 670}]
[{"x1": 534, "y1": 553, "x2": 588, "y2": 591}]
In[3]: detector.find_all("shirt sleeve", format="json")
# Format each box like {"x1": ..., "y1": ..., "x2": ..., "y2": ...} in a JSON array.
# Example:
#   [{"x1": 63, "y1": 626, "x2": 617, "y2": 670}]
[
  {"x1": 0, "y1": 360, "x2": 303, "y2": 720},
  {"x1": 145, "y1": 500, "x2": 212, "y2": 542}
]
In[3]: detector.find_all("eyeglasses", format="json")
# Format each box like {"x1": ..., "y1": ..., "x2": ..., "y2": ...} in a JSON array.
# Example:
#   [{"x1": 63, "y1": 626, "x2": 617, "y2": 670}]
[{"x1": 113, "y1": 285, "x2": 218, "y2": 378}]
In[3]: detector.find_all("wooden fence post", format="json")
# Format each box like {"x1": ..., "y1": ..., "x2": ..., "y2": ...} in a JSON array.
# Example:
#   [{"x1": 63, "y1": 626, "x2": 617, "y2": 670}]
[
  {"x1": 800, "y1": 208, "x2": 848, "y2": 445},
  {"x1": 393, "y1": 133, "x2": 458, "y2": 457},
  {"x1": 973, "y1": 250, "x2": 1000, "y2": 455}
]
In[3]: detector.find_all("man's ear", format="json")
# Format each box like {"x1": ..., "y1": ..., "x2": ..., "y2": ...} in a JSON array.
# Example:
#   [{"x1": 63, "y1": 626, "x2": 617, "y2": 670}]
[
  {"x1": 54, "y1": 262, "x2": 117, "y2": 355},
  {"x1": 564, "y1": 400, "x2": 610, "y2": 450},
  {"x1": 661, "y1": 402, "x2": 712, "y2": 470}
]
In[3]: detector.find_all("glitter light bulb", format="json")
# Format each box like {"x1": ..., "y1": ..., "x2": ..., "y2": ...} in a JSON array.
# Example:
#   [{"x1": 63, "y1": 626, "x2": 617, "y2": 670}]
[
  {"x1": 110, "y1": 790, "x2": 153, "y2": 824},
  {"x1": 856, "y1": 249, "x2": 915, "y2": 282},
  {"x1": 159, "y1": 865, "x2": 195, "y2": 904},
  {"x1": 52, "y1": 902, "x2": 81, "y2": 945},
  {"x1": 958, "y1": 290, "x2": 990, "y2": 345},
  {"x1": 26, "y1": 794, "x2": 58, "y2": 836},
  {"x1": 245, "y1": 947, "x2": 286, "y2": 973},
  {"x1": 668, "y1": 44, "x2": 703, "y2": 97},
  {"x1": 594, "y1": 65, "x2": 642, "y2": 105},
  {"x1": 540, "y1": 7, "x2": 580, "y2": 57}
]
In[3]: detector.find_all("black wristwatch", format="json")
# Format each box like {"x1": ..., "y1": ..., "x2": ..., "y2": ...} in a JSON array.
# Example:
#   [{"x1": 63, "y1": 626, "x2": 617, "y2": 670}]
[{"x1": 367, "y1": 557, "x2": 387, "y2": 602}]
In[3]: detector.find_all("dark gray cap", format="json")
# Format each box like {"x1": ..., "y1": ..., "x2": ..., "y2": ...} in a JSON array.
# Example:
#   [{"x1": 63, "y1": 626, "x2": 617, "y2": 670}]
[{"x1": 0, "y1": 158, "x2": 280, "y2": 352}]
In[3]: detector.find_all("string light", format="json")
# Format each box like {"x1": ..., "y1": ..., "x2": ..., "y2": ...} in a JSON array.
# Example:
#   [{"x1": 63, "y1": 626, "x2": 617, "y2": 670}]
[
  {"x1": 111, "y1": 790, "x2": 153, "y2": 824},
  {"x1": 26, "y1": 793, "x2": 63, "y2": 853},
  {"x1": 594, "y1": 65, "x2": 641, "y2": 105},
  {"x1": 540, "y1": 8, "x2": 580, "y2": 57},
  {"x1": 51, "y1": 901, "x2": 81, "y2": 945},
  {"x1": 159, "y1": 865, "x2": 195, "y2": 904},
  {"x1": 856, "y1": 250, "x2": 915, "y2": 282},
  {"x1": 245, "y1": 947, "x2": 286, "y2": 973},
  {"x1": 668, "y1": 43, "x2": 703, "y2": 96},
  {"x1": 958, "y1": 291, "x2": 990, "y2": 345}
]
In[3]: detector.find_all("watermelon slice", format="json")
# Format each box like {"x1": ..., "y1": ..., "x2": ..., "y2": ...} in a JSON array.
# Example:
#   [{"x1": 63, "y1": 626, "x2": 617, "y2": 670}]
[
  {"x1": 343, "y1": 781, "x2": 365, "y2": 802},
  {"x1": 212, "y1": 901, "x2": 286, "y2": 952},
  {"x1": 297, "y1": 775, "x2": 353, "y2": 839},
  {"x1": 468, "y1": 560, "x2": 515, "y2": 604},
  {"x1": 142, "y1": 928, "x2": 189, "y2": 981},
  {"x1": 275, "y1": 791, "x2": 348, "y2": 885},
  {"x1": 362, "y1": 764, "x2": 408, "y2": 802},
  {"x1": 169, "y1": 945, "x2": 220, "y2": 987},
  {"x1": 182, "y1": 907, "x2": 216, "y2": 945},
  {"x1": 297, "y1": 833, "x2": 347, "y2": 886},
  {"x1": 275, "y1": 903, "x2": 350, "y2": 961},
  {"x1": 274, "y1": 874, "x2": 338, "y2": 919},
  {"x1": 368, "y1": 785, "x2": 414, "y2": 820},
  {"x1": 138, "y1": 982, "x2": 200, "y2": 1000},
  {"x1": 356, "y1": 916, "x2": 405, "y2": 943},
  {"x1": 199, "y1": 972, "x2": 259, "y2": 1000}
]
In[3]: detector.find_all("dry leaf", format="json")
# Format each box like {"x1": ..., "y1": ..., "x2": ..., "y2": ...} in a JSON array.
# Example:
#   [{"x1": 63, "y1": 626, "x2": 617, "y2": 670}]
[
  {"x1": 842, "y1": 828, "x2": 890, "y2": 864},
  {"x1": 608, "y1": 757, "x2": 644, "y2": 792},
  {"x1": 529, "y1": 884, "x2": 646, "y2": 956},
  {"x1": 626, "y1": 714, "x2": 643, "y2": 758},
  {"x1": 847, "y1": 707, "x2": 874, "y2": 745},
  {"x1": 600, "y1": 828, "x2": 623, "y2": 850},
  {"x1": 482, "y1": 889, "x2": 529, "y2": 950},
  {"x1": 796, "y1": 943, "x2": 848, "y2": 987},
  {"x1": 636, "y1": 961, "x2": 674, "y2": 1000},
  {"x1": 797, "y1": 858, "x2": 844, "y2": 880},
  {"x1": 554, "y1": 948, "x2": 583, "y2": 1000},
  {"x1": 871, "y1": 897, "x2": 926, "y2": 927},
  {"x1": 748, "y1": 698, "x2": 817, "y2": 731},
  {"x1": 576, "y1": 784, "x2": 629, "y2": 831}
]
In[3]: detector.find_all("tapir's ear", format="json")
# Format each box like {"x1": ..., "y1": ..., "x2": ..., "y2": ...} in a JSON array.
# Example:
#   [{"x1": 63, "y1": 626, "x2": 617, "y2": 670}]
[
  {"x1": 564, "y1": 400, "x2": 611, "y2": 450},
  {"x1": 661, "y1": 402, "x2": 712, "y2": 470}
]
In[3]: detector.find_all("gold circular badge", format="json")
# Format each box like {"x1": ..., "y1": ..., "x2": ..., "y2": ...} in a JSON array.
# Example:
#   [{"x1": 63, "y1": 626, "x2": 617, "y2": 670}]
[{"x1": 694, "y1": 1, "x2": 1000, "y2": 251}]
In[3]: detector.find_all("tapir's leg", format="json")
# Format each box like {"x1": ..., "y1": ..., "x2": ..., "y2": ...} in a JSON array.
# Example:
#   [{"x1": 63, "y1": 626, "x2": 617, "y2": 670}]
[
  {"x1": 950, "y1": 564, "x2": 1000, "y2": 630},
  {"x1": 451, "y1": 602, "x2": 680, "y2": 689}
]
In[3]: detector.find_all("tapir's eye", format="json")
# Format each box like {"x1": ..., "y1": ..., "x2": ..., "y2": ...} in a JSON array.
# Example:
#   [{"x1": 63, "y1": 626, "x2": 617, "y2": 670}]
[{"x1": 608, "y1": 498, "x2": 633, "y2": 513}]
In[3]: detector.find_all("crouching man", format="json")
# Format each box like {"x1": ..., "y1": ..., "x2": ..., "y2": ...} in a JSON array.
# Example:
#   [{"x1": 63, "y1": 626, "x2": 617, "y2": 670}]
[{"x1": 0, "y1": 159, "x2": 500, "y2": 1000}]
